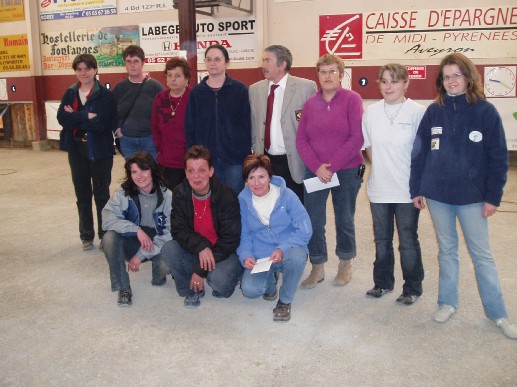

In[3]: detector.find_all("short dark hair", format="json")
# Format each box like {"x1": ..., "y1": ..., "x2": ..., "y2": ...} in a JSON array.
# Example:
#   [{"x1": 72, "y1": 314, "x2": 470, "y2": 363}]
[
  {"x1": 72, "y1": 54, "x2": 97, "y2": 71},
  {"x1": 184, "y1": 145, "x2": 212, "y2": 168},
  {"x1": 123, "y1": 45, "x2": 145, "y2": 62},
  {"x1": 242, "y1": 154, "x2": 273, "y2": 181},
  {"x1": 264, "y1": 45, "x2": 292, "y2": 72},
  {"x1": 164, "y1": 57, "x2": 192, "y2": 82},
  {"x1": 121, "y1": 151, "x2": 164, "y2": 196},
  {"x1": 205, "y1": 44, "x2": 230, "y2": 63}
]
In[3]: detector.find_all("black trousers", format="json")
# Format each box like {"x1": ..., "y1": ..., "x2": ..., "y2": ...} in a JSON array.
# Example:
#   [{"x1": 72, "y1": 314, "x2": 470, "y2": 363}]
[
  {"x1": 159, "y1": 165, "x2": 185, "y2": 192},
  {"x1": 264, "y1": 151, "x2": 304, "y2": 203},
  {"x1": 68, "y1": 150, "x2": 113, "y2": 242}
]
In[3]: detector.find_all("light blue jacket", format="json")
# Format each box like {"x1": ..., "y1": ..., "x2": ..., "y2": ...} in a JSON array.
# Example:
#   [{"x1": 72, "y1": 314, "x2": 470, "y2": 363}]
[
  {"x1": 102, "y1": 186, "x2": 172, "y2": 260},
  {"x1": 237, "y1": 176, "x2": 312, "y2": 265}
]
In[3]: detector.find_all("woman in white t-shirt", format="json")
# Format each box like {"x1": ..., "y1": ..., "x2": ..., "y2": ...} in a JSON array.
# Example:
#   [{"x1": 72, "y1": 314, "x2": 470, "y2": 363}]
[{"x1": 362, "y1": 64, "x2": 426, "y2": 305}]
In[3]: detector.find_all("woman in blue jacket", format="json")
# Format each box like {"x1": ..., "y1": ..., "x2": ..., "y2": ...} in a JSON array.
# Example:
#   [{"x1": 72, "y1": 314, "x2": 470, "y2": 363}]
[
  {"x1": 57, "y1": 54, "x2": 116, "y2": 251},
  {"x1": 185, "y1": 44, "x2": 251, "y2": 194},
  {"x1": 238, "y1": 154, "x2": 312, "y2": 322},
  {"x1": 410, "y1": 53, "x2": 516, "y2": 339}
]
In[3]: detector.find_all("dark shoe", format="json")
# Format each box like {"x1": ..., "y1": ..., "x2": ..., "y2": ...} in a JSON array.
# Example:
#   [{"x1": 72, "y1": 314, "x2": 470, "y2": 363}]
[
  {"x1": 263, "y1": 272, "x2": 279, "y2": 301},
  {"x1": 273, "y1": 300, "x2": 291, "y2": 322},
  {"x1": 263, "y1": 288, "x2": 278, "y2": 301},
  {"x1": 184, "y1": 290, "x2": 205, "y2": 308},
  {"x1": 151, "y1": 276, "x2": 167, "y2": 286},
  {"x1": 117, "y1": 288, "x2": 132, "y2": 307},
  {"x1": 396, "y1": 293, "x2": 419, "y2": 305},
  {"x1": 82, "y1": 240, "x2": 93, "y2": 251},
  {"x1": 366, "y1": 286, "x2": 393, "y2": 298}
]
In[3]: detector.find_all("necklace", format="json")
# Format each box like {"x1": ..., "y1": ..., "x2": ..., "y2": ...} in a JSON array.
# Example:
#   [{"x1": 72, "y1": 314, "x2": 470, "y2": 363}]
[
  {"x1": 323, "y1": 93, "x2": 335, "y2": 111},
  {"x1": 192, "y1": 194, "x2": 209, "y2": 219},
  {"x1": 383, "y1": 99, "x2": 405, "y2": 125},
  {"x1": 169, "y1": 91, "x2": 184, "y2": 117}
]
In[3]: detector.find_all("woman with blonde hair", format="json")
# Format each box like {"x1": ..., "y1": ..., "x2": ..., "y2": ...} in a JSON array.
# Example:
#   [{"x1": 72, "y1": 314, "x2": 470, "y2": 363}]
[
  {"x1": 362, "y1": 63, "x2": 425, "y2": 305},
  {"x1": 296, "y1": 54, "x2": 364, "y2": 289}
]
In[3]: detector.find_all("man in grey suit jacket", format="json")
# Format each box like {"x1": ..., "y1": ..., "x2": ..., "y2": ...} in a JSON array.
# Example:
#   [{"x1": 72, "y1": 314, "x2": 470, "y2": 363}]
[{"x1": 249, "y1": 45, "x2": 317, "y2": 201}]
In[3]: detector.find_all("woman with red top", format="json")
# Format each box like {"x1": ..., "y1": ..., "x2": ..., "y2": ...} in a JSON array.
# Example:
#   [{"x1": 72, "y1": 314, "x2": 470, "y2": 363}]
[{"x1": 151, "y1": 57, "x2": 192, "y2": 190}]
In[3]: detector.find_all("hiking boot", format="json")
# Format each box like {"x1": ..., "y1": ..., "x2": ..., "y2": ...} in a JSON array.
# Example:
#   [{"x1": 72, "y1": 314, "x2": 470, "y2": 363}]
[
  {"x1": 493, "y1": 318, "x2": 517, "y2": 339},
  {"x1": 396, "y1": 293, "x2": 419, "y2": 306},
  {"x1": 366, "y1": 286, "x2": 393, "y2": 298},
  {"x1": 300, "y1": 263, "x2": 324, "y2": 289},
  {"x1": 334, "y1": 259, "x2": 352, "y2": 286},
  {"x1": 263, "y1": 288, "x2": 278, "y2": 301},
  {"x1": 184, "y1": 290, "x2": 205, "y2": 308},
  {"x1": 434, "y1": 304, "x2": 456, "y2": 323},
  {"x1": 273, "y1": 300, "x2": 291, "y2": 322},
  {"x1": 82, "y1": 240, "x2": 93, "y2": 251},
  {"x1": 117, "y1": 288, "x2": 132, "y2": 307}
]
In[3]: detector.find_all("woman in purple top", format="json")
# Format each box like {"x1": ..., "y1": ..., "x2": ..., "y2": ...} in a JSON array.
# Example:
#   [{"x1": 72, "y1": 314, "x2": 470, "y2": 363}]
[
  {"x1": 151, "y1": 57, "x2": 191, "y2": 191},
  {"x1": 296, "y1": 54, "x2": 364, "y2": 289}
]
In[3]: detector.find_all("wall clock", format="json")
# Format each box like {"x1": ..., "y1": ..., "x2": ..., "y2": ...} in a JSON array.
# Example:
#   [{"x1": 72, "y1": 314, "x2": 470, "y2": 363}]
[{"x1": 484, "y1": 66, "x2": 516, "y2": 97}]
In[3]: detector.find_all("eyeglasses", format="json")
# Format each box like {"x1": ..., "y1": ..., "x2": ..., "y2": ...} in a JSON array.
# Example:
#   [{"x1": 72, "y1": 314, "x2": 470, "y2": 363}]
[
  {"x1": 318, "y1": 69, "x2": 339, "y2": 76},
  {"x1": 443, "y1": 72, "x2": 463, "y2": 82},
  {"x1": 205, "y1": 57, "x2": 224, "y2": 64}
]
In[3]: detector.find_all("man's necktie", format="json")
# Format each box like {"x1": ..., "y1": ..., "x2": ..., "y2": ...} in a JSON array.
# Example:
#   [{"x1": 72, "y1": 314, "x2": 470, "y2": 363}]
[{"x1": 264, "y1": 84, "x2": 279, "y2": 151}]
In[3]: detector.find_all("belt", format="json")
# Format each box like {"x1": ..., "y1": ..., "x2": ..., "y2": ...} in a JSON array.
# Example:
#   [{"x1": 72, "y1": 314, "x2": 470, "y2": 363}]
[{"x1": 264, "y1": 150, "x2": 286, "y2": 159}]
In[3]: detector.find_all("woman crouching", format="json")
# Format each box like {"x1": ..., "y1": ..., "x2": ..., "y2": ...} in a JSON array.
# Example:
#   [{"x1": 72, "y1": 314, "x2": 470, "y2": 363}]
[{"x1": 238, "y1": 154, "x2": 312, "y2": 322}]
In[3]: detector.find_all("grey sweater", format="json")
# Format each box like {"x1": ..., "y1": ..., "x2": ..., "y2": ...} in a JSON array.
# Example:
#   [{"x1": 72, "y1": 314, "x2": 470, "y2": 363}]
[{"x1": 113, "y1": 78, "x2": 164, "y2": 137}]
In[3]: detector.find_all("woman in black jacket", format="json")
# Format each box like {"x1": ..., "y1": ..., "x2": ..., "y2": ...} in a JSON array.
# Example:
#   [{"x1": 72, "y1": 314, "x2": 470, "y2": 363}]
[
  {"x1": 57, "y1": 54, "x2": 116, "y2": 251},
  {"x1": 161, "y1": 145, "x2": 243, "y2": 308}
]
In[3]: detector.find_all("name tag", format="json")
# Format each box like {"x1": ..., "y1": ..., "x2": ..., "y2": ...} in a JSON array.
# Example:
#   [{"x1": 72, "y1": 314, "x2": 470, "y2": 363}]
[{"x1": 431, "y1": 127, "x2": 442, "y2": 135}]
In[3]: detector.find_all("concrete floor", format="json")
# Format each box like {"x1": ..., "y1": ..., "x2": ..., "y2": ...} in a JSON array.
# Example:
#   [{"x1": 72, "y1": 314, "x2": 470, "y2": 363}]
[{"x1": 1, "y1": 148, "x2": 516, "y2": 386}]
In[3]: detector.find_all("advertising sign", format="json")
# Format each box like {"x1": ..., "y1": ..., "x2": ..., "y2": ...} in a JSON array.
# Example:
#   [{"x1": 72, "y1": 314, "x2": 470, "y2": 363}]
[
  {"x1": 0, "y1": 0, "x2": 24, "y2": 22},
  {"x1": 40, "y1": 26, "x2": 138, "y2": 70},
  {"x1": 0, "y1": 34, "x2": 30, "y2": 72},
  {"x1": 320, "y1": 6, "x2": 517, "y2": 59},
  {"x1": 39, "y1": 0, "x2": 117, "y2": 21},
  {"x1": 139, "y1": 17, "x2": 257, "y2": 64},
  {"x1": 119, "y1": 0, "x2": 174, "y2": 14}
]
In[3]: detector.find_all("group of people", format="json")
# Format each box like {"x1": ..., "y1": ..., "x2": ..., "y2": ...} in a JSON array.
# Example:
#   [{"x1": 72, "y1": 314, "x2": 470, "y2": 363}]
[{"x1": 56, "y1": 43, "x2": 516, "y2": 337}]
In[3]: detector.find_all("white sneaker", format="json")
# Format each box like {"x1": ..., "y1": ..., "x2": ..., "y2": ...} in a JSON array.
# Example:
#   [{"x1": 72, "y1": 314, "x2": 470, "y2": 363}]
[
  {"x1": 493, "y1": 318, "x2": 517, "y2": 339},
  {"x1": 434, "y1": 304, "x2": 456, "y2": 323}
]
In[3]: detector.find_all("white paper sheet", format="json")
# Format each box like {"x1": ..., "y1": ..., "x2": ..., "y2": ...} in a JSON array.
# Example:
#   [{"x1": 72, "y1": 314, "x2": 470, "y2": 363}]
[
  {"x1": 251, "y1": 257, "x2": 272, "y2": 274},
  {"x1": 303, "y1": 174, "x2": 340, "y2": 193}
]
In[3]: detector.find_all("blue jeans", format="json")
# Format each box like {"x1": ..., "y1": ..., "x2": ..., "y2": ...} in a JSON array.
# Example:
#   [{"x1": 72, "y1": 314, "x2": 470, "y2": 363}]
[
  {"x1": 241, "y1": 247, "x2": 307, "y2": 304},
  {"x1": 68, "y1": 151, "x2": 112, "y2": 242},
  {"x1": 214, "y1": 164, "x2": 244, "y2": 194},
  {"x1": 370, "y1": 202, "x2": 424, "y2": 296},
  {"x1": 161, "y1": 240, "x2": 243, "y2": 297},
  {"x1": 119, "y1": 134, "x2": 157, "y2": 160},
  {"x1": 304, "y1": 167, "x2": 362, "y2": 264},
  {"x1": 427, "y1": 199, "x2": 508, "y2": 320},
  {"x1": 102, "y1": 231, "x2": 168, "y2": 291}
]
